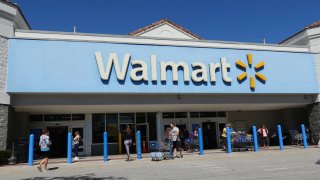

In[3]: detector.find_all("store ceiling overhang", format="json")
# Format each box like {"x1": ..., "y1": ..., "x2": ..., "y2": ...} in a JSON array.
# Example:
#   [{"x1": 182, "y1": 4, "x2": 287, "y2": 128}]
[
  {"x1": 14, "y1": 103, "x2": 307, "y2": 114},
  {"x1": 11, "y1": 93, "x2": 314, "y2": 113}
]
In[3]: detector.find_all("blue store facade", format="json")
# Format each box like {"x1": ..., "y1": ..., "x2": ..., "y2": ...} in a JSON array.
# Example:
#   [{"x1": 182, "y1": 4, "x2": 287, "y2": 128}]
[{"x1": 1, "y1": 1, "x2": 320, "y2": 160}]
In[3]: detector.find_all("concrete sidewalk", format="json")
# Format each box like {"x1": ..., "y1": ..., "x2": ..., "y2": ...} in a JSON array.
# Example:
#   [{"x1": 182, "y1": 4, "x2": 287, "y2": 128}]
[
  {"x1": 1, "y1": 146, "x2": 319, "y2": 180},
  {"x1": 10, "y1": 145, "x2": 314, "y2": 166}
]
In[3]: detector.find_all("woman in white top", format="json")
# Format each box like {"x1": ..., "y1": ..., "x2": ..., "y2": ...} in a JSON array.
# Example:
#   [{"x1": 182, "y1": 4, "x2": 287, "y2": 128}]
[
  {"x1": 170, "y1": 122, "x2": 183, "y2": 158},
  {"x1": 73, "y1": 131, "x2": 81, "y2": 161}
]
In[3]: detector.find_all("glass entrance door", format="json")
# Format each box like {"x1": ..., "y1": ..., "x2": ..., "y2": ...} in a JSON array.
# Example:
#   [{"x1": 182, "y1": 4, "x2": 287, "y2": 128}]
[
  {"x1": 202, "y1": 122, "x2": 217, "y2": 149},
  {"x1": 47, "y1": 126, "x2": 68, "y2": 158}
]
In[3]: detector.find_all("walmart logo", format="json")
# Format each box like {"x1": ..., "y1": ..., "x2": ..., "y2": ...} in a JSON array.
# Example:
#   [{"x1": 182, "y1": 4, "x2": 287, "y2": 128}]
[{"x1": 236, "y1": 53, "x2": 266, "y2": 90}]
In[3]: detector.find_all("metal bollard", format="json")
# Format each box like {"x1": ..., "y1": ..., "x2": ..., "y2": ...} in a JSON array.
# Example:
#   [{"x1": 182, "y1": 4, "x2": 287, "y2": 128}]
[
  {"x1": 28, "y1": 134, "x2": 34, "y2": 166},
  {"x1": 104, "y1": 132, "x2": 108, "y2": 161},
  {"x1": 118, "y1": 132, "x2": 122, "y2": 155},
  {"x1": 252, "y1": 126, "x2": 258, "y2": 152},
  {"x1": 277, "y1": 125, "x2": 284, "y2": 151},
  {"x1": 67, "y1": 132, "x2": 72, "y2": 164},
  {"x1": 226, "y1": 127, "x2": 232, "y2": 154},
  {"x1": 301, "y1": 124, "x2": 308, "y2": 149},
  {"x1": 198, "y1": 128, "x2": 204, "y2": 155},
  {"x1": 137, "y1": 131, "x2": 142, "y2": 160}
]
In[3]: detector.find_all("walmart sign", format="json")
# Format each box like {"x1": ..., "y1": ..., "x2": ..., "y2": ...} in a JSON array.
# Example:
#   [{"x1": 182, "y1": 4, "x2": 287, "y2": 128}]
[
  {"x1": 7, "y1": 39, "x2": 318, "y2": 94},
  {"x1": 95, "y1": 52, "x2": 267, "y2": 90}
]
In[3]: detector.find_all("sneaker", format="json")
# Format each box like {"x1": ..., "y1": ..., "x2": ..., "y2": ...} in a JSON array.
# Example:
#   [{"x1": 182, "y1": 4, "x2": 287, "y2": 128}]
[
  {"x1": 74, "y1": 157, "x2": 79, "y2": 161},
  {"x1": 36, "y1": 166, "x2": 42, "y2": 172}
]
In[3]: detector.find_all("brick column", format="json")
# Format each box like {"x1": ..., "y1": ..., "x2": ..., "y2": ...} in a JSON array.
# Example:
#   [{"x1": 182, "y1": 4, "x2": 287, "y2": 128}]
[
  {"x1": 307, "y1": 103, "x2": 320, "y2": 144},
  {"x1": 0, "y1": 104, "x2": 9, "y2": 150}
]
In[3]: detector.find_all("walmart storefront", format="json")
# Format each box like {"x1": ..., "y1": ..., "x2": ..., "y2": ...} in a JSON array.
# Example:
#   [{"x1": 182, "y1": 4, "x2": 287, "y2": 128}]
[{"x1": 6, "y1": 30, "x2": 318, "y2": 157}]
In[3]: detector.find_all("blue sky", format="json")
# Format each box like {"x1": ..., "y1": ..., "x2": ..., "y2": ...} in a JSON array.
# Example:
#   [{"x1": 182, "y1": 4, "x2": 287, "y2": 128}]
[{"x1": 13, "y1": 0, "x2": 320, "y2": 44}]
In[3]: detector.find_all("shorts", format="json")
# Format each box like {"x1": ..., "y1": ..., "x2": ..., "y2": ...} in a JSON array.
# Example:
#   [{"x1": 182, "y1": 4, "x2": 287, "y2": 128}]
[
  {"x1": 262, "y1": 137, "x2": 269, "y2": 146},
  {"x1": 41, "y1": 150, "x2": 50, "y2": 158},
  {"x1": 172, "y1": 141, "x2": 181, "y2": 149}
]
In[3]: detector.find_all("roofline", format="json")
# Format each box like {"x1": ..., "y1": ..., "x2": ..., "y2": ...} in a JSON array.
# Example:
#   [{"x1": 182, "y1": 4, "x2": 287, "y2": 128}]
[
  {"x1": 14, "y1": 29, "x2": 311, "y2": 53},
  {"x1": 0, "y1": 0, "x2": 31, "y2": 29},
  {"x1": 279, "y1": 20, "x2": 320, "y2": 44},
  {"x1": 128, "y1": 18, "x2": 202, "y2": 40}
]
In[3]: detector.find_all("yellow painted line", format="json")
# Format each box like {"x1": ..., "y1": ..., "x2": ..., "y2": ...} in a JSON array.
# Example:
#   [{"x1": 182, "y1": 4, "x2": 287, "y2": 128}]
[
  {"x1": 236, "y1": 60, "x2": 246, "y2": 69},
  {"x1": 255, "y1": 73, "x2": 266, "y2": 81},
  {"x1": 255, "y1": 61, "x2": 264, "y2": 69},
  {"x1": 250, "y1": 77, "x2": 255, "y2": 89},
  {"x1": 237, "y1": 72, "x2": 247, "y2": 81},
  {"x1": 247, "y1": 53, "x2": 253, "y2": 66}
]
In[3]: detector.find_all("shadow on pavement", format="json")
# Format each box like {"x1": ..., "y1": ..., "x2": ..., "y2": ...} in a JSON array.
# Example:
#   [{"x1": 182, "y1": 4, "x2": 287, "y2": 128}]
[
  {"x1": 22, "y1": 173, "x2": 128, "y2": 180},
  {"x1": 48, "y1": 167, "x2": 59, "y2": 171}
]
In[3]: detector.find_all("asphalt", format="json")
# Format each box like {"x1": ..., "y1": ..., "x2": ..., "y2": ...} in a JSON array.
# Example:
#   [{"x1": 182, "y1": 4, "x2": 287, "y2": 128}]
[{"x1": 1, "y1": 146, "x2": 320, "y2": 180}]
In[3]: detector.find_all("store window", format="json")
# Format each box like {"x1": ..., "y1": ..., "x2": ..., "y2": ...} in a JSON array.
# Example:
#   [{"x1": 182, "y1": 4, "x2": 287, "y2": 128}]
[
  {"x1": 162, "y1": 112, "x2": 187, "y2": 118},
  {"x1": 72, "y1": 114, "x2": 85, "y2": 120},
  {"x1": 136, "y1": 113, "x2": 146, "y2": 124},
  {"x1": 29, "y1": 115, "x2": 43, "y2": 122},
  {"x1": 120, "y1": 113, "x2": 135, "y2": 124},
  {"x1": 199, "y1": 112, "x2": 217, "y2": 117},
  {"x1": 92, "y1": 114, "x2": 105, "y2": 143},
  {"x1": 162, "y1": 112, "x2": 174, "y2": 118},
  {"x1": 217, "y1": 112, "x2": 226, "y2": 117},
  {"x1": 147, "y1": 113, "x2": 157, "y2": 141},
  {"x1": 44, "y1": 114, "x2": 71, "y2": 121},
  {"x1": 106, "y1": 113, "x2": 118, "y2": 143},
  {"x1": 190, "y1": 112, "x2": 199, "y2": 118},
  {"x1": 175, "y1": 112, "x2": 187, "y2": 118}
]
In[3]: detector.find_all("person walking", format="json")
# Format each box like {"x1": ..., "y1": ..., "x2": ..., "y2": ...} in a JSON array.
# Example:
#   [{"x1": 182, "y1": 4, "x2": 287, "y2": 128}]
[
  {"x1": 170, "y1": 123, "x2": 182, "y2": 158},
  {"x1": 123, "y1": 125, "x2": 133, "y2": 161},
  {"x1": 193, "y1": 127, "x2": 199, "y2": 151},
  {"x1": 37, "y1": 129, "x2": 51, "y2": 172},
  {"x1": 73, "y1": 131, "x2": 81, "y2": 161},
  {"x1": 221, "y1": 124, "x2": 228, "y2": 151},
  {"x1": 258, "y1": 125, "x2": 269, "y2": 150}
]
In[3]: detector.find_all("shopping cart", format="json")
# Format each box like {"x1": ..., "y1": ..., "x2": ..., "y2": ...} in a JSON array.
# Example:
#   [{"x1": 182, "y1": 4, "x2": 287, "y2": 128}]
[
  {"x1": 185, "y1": 138, "x2": 198, "y2": 153},
  {"x1": 150, "y1": 140, "x2": 172, "y2": 161},
  {"x1": 231, "y1": 132, "x2": 253, "y2": 152}
]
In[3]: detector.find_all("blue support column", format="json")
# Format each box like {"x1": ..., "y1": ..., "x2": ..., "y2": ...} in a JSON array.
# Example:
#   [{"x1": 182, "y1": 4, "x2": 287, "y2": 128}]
[
  {"x1": 104, "y1": 132, "x2": 108, "y2": 161},
  {"x1": 198, "y1": 128, "x2": 204, "y2": 155},
  {"x1": 28, "y1": 134, "x2": 34, "y2": 166},
  {"x1": 226, "y1": 127, "x2": 232, "y2": 154},
  {"x1": 277, "y1": 125, "x2": 284, "y2": 151},
  {"x1": 67, "y1": 132, "x2": 72, "y2": 163},
  {"x1": 252, "y1": 126, "x2": 258, "y2": 152},
  {"x1": 137, "y1": 131, "x2": 142, "y2": 160},
  {"x1": 301, "y1": 124, "x2": 308, "y2": 149}
]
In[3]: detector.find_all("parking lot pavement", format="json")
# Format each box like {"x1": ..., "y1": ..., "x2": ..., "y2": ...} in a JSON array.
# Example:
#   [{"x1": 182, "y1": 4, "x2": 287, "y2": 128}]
[{"x1": 1, "y1": 147, "x2": 320, "y2": 180}]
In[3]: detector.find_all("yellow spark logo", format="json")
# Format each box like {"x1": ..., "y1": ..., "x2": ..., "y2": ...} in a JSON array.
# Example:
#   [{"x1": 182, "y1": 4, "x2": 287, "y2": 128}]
[{"x1": 236, "y1": 53, "x2": 266, "y2": 89}]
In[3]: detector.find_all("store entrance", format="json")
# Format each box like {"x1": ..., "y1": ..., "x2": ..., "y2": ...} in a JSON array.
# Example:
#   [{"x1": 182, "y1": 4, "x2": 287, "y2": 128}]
[
  {"x1": 202, "y1": 122, "x2": 217, "y2": 149},
  {"x1": 47, "y1": 126, "x2": 68, "y2": 158}
]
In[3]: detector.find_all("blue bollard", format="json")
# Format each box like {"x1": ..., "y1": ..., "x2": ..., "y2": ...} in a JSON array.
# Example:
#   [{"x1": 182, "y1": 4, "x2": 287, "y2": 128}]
[
  {"x1": 226, "y1": 127, "x2": 232, "y2": 154},
  {"x1": 252, "y1": 126, "x2": 258, "y2": 152},
  {"x1": 277, "y1": 125, "x2": 284, "y2": 151},
  {"x1": 198, "y1": 128, "x2": 204, "y2": 155},
  {"x1": 137, "y1": 131, "x2": 142, "y2": 160},
  {"x1": 301, "y1": 124, "x2": 308, "y2": 149},
  {"x1": 67, "y1": 132, "x2": 72, "y2": 164},
  {"x1": 28, "y1": 134, "x2": 34, "y2": 166},
  {"x1": 104, "y1": 132, "x2": 108, "y2": 161}
]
